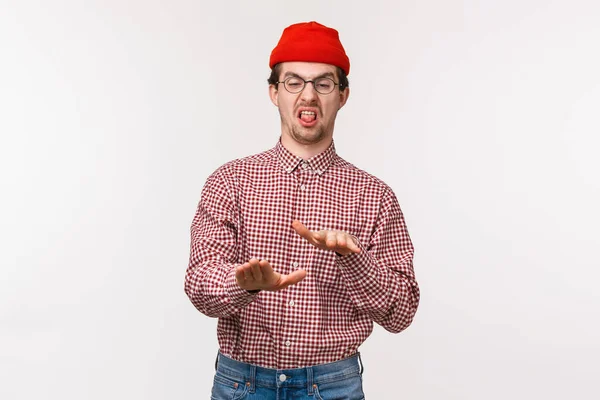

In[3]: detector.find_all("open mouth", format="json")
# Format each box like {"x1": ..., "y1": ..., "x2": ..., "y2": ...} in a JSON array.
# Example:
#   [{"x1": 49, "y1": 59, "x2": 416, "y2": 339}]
[{"x1": 298, "y1": 110, "x2": 318, "y2": 127}]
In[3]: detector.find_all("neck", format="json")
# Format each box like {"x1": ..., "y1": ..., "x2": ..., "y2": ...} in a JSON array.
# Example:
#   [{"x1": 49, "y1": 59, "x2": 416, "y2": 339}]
[{"x1": 280, "y1": 134, "x2": 333, "y2": 160}]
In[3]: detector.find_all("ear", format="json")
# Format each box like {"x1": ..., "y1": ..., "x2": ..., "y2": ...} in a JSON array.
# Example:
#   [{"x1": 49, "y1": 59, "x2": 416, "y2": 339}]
[
  {"x1": 338, "y1": 87, "x2": 350, "y2": 109},
  {"x1": 269, "y1": 84, "x2": 279, "y2": 107}
]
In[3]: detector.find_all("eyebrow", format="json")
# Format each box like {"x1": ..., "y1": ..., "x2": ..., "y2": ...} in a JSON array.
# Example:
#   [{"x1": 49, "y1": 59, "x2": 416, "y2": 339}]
[{"x1": 282, "y1": 71, "x2": 336, "y2": 80}]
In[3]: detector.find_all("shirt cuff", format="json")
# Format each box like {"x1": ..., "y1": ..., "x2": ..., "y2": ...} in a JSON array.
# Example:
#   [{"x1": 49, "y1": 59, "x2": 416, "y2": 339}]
[
  {"x1": 335, "y1": 239, "x2": 376, "y2": 282},
  {"x1": 223, "y1": 265, "x2": 259, "y2": 307}
]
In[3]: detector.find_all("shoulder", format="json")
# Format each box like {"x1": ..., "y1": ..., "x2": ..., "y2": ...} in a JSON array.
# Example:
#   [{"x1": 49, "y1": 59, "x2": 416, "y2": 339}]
[
  {"x1": 208, "y1": 147, "x2": 277, "y2": 181},
  {"x1": 332, "y1": 155, "x2": 395, "y2": 194}
]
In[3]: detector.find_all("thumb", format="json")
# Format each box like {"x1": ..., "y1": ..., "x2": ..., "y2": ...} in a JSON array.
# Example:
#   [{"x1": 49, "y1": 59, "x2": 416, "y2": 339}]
[
  {"x1": 277, "y1": 269, "x2": 307, "y2": 290},
  {"x1": 292, "y1": 220, "x2": 312, "y2": 240}
]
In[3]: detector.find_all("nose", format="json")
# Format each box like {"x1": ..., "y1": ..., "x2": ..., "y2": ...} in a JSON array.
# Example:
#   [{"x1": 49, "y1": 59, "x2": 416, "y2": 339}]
[{"x1": 300, "y1": 81, "x2": 318, "y2": 102}]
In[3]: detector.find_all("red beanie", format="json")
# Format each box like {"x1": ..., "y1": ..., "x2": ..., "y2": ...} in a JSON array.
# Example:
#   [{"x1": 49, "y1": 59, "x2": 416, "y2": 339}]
[{"x1": 269, "y1": 21, "x2": 350, "y2": 75}]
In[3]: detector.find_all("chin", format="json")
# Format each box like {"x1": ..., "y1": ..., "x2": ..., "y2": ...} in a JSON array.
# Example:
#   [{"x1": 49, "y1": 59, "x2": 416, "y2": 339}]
[{"x1": 291, "y1": 127, "x2": 326, "y2": 145}]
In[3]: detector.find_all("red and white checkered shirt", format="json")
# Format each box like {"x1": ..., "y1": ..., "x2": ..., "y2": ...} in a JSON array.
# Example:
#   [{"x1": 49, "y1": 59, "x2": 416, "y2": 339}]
[{"x1": 185, "y1": 140, "x2": 419, "y2": 369}]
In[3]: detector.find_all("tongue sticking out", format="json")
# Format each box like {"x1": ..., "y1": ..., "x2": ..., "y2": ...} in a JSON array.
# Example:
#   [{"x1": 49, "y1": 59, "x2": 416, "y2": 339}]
[{"x1": 300, "y1": 113, "x2": 316, "y2": 123}]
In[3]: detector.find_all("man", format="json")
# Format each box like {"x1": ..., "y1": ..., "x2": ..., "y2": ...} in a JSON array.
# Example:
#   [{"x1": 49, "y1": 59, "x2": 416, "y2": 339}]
[{"x1": 185, "y1": 21, "x2": 419, "y2": 399}]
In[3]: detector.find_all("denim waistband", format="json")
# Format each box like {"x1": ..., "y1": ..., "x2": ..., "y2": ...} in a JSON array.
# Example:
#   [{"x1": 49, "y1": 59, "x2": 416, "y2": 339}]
[{"x1": 215, "y1": 351, "x2": 363, "y2": 394}]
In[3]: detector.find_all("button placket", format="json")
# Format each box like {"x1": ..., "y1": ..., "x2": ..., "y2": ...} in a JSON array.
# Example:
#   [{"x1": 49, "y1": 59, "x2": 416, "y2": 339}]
[
  {"x1": 280, "y1": 159, "x2": 313, "y2": 366},
  {"x1": 297, "y1": 162, "x2": 314, "y2": 191}
]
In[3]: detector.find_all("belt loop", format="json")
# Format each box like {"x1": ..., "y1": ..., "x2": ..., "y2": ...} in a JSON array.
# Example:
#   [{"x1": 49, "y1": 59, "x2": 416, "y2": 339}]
[
  {"x1": 358, "y1": 352, "x2": 364, "y2": 375},
  {"x1": 307, "y1": 366, "x2": 315, "y2": 395},
  {"x1": 248, "y1": 364, "x2": 256, "y2": 394}
]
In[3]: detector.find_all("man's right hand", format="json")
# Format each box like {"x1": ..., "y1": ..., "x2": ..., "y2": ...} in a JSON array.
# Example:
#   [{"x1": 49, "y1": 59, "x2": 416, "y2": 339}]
[{"x1": 235, "y1": 259, "x2": 307, "y2": 292}]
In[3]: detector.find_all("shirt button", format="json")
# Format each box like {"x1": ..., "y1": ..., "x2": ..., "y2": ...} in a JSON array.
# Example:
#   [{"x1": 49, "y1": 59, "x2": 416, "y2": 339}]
[
  {"x1": 302, "y1": 163, "x2": 308, "y2": 169},
  {"x1": 285, "y1": 340, "x2": 291, "y2": 347},
  {"x1": 288, "y1": 300, "x2": 295, "y2": 306},
  {"x1": 286, "y1": 168, "x2": 293, "y2": 173},
  {"x1": 300, "y1": 185, "x2": 306, "y2": 191},
  {"x1": 292, "y1": 262, "x2": 299, "y2": 268}
]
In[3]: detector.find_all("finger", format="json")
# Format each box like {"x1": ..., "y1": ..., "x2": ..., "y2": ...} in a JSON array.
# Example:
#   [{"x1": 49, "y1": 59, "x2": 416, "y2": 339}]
[
  {"x1": 277, "y1": 269, "x2": 307, "y2": 290},
  {"x1": 258, "y1": 260, "x2": 273, "y2": 276},
  {"x1": 312, "y1": 230, "x2": 326, "y2": 245},
  {"x1": 292, "y1": 220, "x2": 314, "y2": 241},
  {"x1": 335, "y1": 232, "x2": 360, "y2": 253},
  {"x1": 237, "y1": 263, "x2": 251, "y2": 276},
  {"x1": 346, "y1": 236, "x2": 361, "y2": 253},
  {"x1": 251, "y1": 260, "x2": 264, "y2": 281},
  {"x1": 258, "y1": 259, "x2": 274, "y2": 278},
  {"x1": 325, "y1": 231, "x2": 339, "y2": 249},
  {"x1": 258, "y1": 259, "x2": 272, "y2": 268},
  {"x1": 235, "y1": 265, "x2": 246, "y2": 284},
  {"x1": 242, "y1": 265, "x2": 254, "y2": 281},
  {"x1": 246, "y1": 258, "x2": 262, "y2": 277},
  {"x1": 336, "y1": 232, "x2": 347, "y2": 249},
  {"x1": 259, "y1": 260, "x2": 285, "y2": 289}
]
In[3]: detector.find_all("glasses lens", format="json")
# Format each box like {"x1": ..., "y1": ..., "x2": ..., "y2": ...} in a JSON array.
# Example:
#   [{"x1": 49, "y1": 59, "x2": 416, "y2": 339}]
[
  {"x1": 284, "y1": 77, "x2": 304, "y2": 93},
  {"x1": 314, "y1": 78, "x2": 335, "y2": 94}
]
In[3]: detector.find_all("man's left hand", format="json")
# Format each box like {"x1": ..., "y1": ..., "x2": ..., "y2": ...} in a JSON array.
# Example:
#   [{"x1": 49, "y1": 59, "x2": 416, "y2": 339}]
[{"x1": 292, "y1": 220, "x2": 361, "y2": 256}]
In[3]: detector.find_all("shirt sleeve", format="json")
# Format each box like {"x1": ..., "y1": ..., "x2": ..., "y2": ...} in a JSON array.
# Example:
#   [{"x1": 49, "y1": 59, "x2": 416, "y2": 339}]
[
  {"x1": 336, "y1": 186, "x2": 420, "y2": 333},
  {"x1": 184, "y1": 166, "x2": 257, "y2": 318}
]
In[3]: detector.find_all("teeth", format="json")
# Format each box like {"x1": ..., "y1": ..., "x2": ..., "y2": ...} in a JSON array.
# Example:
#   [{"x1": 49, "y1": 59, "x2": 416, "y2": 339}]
[{"x1": 300, "y1": 111, "x2": 316, "y2": 115}]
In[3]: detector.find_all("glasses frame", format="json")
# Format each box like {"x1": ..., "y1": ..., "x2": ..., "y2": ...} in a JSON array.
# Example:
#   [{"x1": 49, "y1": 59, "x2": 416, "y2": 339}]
[{"x1": 275, "y1": 76, "x2": 340, "y2": 95}]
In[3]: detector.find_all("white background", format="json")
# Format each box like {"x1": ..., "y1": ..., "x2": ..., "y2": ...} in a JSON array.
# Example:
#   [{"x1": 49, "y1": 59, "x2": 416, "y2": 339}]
[{"x1": 1, "y1": 0, "x2": 599, "y2": 399}]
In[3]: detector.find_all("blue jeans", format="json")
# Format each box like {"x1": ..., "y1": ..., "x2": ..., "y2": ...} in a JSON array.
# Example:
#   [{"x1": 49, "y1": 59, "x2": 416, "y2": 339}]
[{"x1": 211, "y1": 352, "x2": 365, "y2": 400}]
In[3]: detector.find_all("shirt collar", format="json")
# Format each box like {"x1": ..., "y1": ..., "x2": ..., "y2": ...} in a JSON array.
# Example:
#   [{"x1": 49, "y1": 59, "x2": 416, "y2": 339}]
[{"x1": 276, "y1": 139, "x2": 336, "y2": 176}]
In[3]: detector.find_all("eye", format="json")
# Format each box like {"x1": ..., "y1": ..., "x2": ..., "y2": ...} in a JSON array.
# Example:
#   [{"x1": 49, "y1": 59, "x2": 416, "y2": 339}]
[
  {"x1": 286, "y1": 78, "x2": 303, "y2": 87},
  {"x1": 315, "y1": 79, "x2": 333, "y2": 90}
]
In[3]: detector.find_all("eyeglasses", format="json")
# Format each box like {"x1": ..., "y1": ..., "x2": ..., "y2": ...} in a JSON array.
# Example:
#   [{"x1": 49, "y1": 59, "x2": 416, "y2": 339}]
[{"x1": 275, "y1": 76, "x2": 340, "y2": 95}]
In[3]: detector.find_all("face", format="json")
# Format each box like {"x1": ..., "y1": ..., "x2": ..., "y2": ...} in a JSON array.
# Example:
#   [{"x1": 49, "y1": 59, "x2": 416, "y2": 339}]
[{"x1": 269, "y1": 62, "x2": 349, "y2": 146}]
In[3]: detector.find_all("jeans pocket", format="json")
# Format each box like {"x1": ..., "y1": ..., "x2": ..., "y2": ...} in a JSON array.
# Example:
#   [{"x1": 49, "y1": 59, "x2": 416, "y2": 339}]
[
  {"x1": 210, "y1": 374, "x2": 249, "y2": 400},
  {"x1": 314, "y1": 375, "x2": 365, "y2": 400}
]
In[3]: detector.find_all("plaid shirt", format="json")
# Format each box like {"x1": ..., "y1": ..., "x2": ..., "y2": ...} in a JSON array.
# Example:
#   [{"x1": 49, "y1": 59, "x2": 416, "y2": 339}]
[{"x1": 185, "y1": 140, "x2": 419, "y2": 369}]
